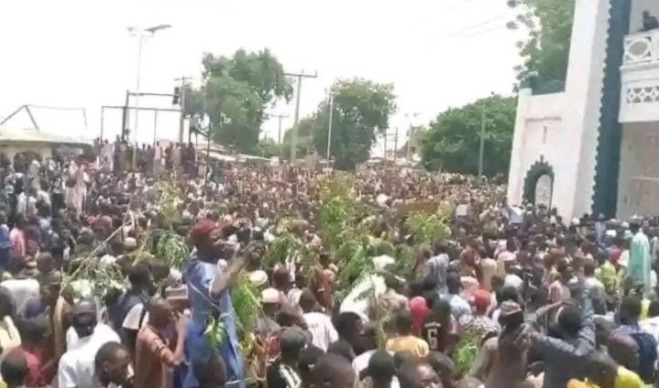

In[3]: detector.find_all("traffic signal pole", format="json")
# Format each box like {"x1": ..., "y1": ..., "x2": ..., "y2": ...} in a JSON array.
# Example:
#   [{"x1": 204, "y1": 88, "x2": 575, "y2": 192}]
[{"x1": 175, "y1": 76, "x2": 192, "y2": 144}]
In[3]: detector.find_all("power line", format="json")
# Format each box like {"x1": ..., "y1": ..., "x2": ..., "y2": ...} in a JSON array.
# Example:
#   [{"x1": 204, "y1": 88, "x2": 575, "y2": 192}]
[
  {"x1": 457, "y1": 24, "x2": 507, "y2": 40},
  {"x1": 434, "y1": 14, "x2": 508, "y2": 41}
]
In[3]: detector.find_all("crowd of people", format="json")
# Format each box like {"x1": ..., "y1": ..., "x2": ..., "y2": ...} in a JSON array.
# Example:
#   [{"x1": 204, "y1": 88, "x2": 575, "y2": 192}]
[{"x1": 0, "y1": 144, "x2": 656, "y2": 388}]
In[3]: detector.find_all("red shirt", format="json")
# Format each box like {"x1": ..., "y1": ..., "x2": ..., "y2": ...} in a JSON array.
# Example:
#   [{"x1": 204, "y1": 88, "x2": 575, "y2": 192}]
[{"x1": 21, "y1": 346, "x2": 51, "y2": 387}]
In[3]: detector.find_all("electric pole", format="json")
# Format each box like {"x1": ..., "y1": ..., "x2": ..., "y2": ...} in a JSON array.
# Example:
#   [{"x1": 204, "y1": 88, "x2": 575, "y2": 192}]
[
  {"x1": 285, "y1": 70, "x2": 318, "y2": 161},
  {"x1": 175, "y1": 76, "x2": 192, "y2": 143},
  {"x1": 272, "y1": 114, "x2": 289, "y2": 143},
  {"x1": 478, "y1": 102, "x2": 486, "y2": 177},
  {"x1": 394, "y1": 127, "x2": 399, "y2": 156},
  {"x1": 382, "y1": 129, "x2": 397, "y2": 160}
]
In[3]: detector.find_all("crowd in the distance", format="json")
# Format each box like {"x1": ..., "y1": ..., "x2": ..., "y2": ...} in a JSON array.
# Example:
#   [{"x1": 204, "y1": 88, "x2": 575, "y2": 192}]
[{"x1": 0, "y1": 143, "x2": 655, "y2": 388}]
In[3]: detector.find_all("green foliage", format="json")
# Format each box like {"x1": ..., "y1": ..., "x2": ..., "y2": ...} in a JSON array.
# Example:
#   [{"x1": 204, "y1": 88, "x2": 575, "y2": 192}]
[
  {"x1": 187, "y1": 49, "x2": 293, "y2": 153},
  {"x1": 280, "y1": 117, "x2": 316, "y2": 159},
  {"x1": 256, "y1": 139, "x2": 285, "y2": 159},
  {"x1": 507, "y1": 0, "x2": 575, "y2": 86},
  {"x1": 453, "y1": 331, "x2": 480, "y2": 377},
  {"x1": 317, "y1": 174, "x2": 363, "y2": 252},
  {"x1": 420, "y1": 95, "x2": 516, "y2": 176},
  {"x1": 155, "y1": 231, "x2": 189, "y2": 268},
  {"x1": 405, "y1": 211, "x2": 450, "y2": 245},
  {"x1": 308, "y1": 79, "x2": 397, "y2": 170}
]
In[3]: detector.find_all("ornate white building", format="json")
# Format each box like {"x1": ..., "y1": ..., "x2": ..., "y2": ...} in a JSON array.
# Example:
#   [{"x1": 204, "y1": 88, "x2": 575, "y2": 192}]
[{"x1": 507, "y1": 0, "x2": 659, "y2": 220}]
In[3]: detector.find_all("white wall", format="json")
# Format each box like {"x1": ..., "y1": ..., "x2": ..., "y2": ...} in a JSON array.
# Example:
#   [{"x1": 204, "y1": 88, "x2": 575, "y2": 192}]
[
  {"x1": 507, "y1": 90, "x2": 571, "y2": 214},
  {"x1": 619, "y1": 35, "x2": 659, "y2": 123},
  {"x1": 630, "y1": 0, "x2": 659, "y2": 33},
  {"x1": 617, "y1": 121, "x2": 659, "y2": 218},
  {"x1": 507, "y1": 0, "x2": 611, "y2": 220},
  {"x1": 563, "y1": 0, "x2": 611, "y2": 217}
]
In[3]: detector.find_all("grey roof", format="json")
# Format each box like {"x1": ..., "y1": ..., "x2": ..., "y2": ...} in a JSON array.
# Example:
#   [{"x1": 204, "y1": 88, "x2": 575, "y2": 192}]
[{"x1": 0, "y1": 105, "x2": 90, "y2": 142}]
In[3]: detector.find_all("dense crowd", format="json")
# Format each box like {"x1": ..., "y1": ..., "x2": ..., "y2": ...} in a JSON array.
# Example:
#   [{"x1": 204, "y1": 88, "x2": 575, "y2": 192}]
[{"x1": 0, "y1": 144, "x2": 655, "y2": 388}]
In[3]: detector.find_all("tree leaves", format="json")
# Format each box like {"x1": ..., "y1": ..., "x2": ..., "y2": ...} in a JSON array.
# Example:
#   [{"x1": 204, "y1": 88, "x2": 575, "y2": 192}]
[
  {"x1": 309, "y1": 79, "x2": 397, "y2": 169},
  {"x1": 506, "y1": 0, "x2": 574, "y2": 86},
  {"x1": 419, "y1": 95, "x2": 516, "y2": 177},
  {"x1": 186, "y1": 49, "x2": 293, "y2": 153}
]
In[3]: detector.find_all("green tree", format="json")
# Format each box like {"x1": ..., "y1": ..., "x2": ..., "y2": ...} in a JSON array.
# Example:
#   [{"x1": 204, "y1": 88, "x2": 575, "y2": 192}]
[
  {"x1": 507, "y1": 0, "x2": 574, "y2": 87},
  {"x1": 186, "y1": 49, "x2": 293, "y2": 153},
  {"x1": 420, "y1": 95, "x2": 516, "y2": 176},
  {"x1": 281, "y1": 117, "x2": 315, "y2": 159},
  {"x1": 310, "y1": 79, "x2": 397, "y2": 170},
  {"x1": 257, "y1": 139, "x2": 286, "y2": 158}
]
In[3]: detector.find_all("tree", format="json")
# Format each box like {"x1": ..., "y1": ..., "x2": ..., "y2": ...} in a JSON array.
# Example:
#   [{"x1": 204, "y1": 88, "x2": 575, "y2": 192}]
[
  {"x1": 310, "y1": 79, "x2": 397, "y2": 170},
  {"x1": 257, "y1": 139, "x2": 286, "y2": 158},
  {"x1": 186, "y1": 49, "x2": 293, "y2": 153},
  {"x1": 420, "y1": 95, "x2": 516, "y2": 177},
  {"x1": 507, "y1": 0, "x2": 574, "y2": 87},
  {"x1": 280, "y1": 117, "x2": 316, "y2": 159}
]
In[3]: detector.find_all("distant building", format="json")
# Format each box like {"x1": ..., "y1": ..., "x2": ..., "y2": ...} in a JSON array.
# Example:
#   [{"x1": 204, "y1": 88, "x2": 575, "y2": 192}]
[{"x1": 508, "y1": 0, "x2": 659, "y2": 220}]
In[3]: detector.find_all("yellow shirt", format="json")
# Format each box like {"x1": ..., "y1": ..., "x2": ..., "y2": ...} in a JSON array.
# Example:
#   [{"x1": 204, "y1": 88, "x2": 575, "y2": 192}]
[
  {"x1": 568, "y1": 367, "x2": 643, "y2": 388},
  {"x1": 640, "y1": 299, "x2": 650, "y2": 321},
  {"x1": 614, "y1": 366, "x2": 644, "y2": 388},
  {"x1": 567, "y1": 380, "x2": 598, "y2": 388},
  {"x1": 385, "y1": 335, "x2": 429, "y2": 358}
]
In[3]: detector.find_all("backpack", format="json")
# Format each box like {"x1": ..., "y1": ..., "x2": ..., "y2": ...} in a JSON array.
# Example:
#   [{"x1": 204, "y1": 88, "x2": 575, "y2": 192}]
[{"x1": 624, "y1": 326, "x2": 657, "y2": 383}]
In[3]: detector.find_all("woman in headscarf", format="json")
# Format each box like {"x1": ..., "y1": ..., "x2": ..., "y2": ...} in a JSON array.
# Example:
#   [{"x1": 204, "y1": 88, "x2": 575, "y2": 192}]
[{"x1": 183, "y1": 219, "x2": 247, "y2": 388}]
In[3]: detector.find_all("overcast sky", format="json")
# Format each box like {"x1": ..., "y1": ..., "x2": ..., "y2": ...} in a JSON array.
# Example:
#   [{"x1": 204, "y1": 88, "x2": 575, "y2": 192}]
[{"x1": 1, "y1": 0, "x2": 524, "y2": 151}]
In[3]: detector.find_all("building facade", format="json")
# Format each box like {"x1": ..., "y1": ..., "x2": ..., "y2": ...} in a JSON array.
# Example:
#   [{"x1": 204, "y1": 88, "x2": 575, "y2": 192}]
[{"x1": 508, "y1": 0, "x2": 659, "y2": 220}]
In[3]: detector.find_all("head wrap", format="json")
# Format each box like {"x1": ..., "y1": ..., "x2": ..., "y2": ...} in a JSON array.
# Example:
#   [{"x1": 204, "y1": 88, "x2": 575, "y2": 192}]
[{"x1": 190, "y1": 219, "x2": 216, "y2": 244}]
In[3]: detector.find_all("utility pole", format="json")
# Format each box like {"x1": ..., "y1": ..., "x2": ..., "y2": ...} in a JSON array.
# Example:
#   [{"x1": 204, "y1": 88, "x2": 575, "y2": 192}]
[
  {"x1": 406, "y1": 125, "x2": 414, "y2": 160},
  {"x1": 175, "y1": 76, "x2": 192, "y2": 144},
  {"x1": 478, "y1": 103, "x2": 486, "y2": 177},
  {"x1": 382, "y1": 129, "x2": 397, "y2": 160},
  {"x1": 285, "y1": 70, "x2": 318, "y2": 161},
  {"x1": 326, "y1": 91, "x2": 334, "y2": 161},
  {"x1": 272, "y1": 114, "x2": 289, "y2": 143},
  {"x1": 404, "y1": 112, "x2": 420, "y2": 160},
  {"x1": 394, "y1": 127, "x2": 399, "y2": 156}
]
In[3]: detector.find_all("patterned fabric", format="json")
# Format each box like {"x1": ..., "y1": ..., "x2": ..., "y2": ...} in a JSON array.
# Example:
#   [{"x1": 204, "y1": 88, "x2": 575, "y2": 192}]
[
  {"x1": 278, "y1": 363, "x2": 302, "y2": 388},
  {"x1": 458, "y1": 314, "x2": 499, "y2": 341}
]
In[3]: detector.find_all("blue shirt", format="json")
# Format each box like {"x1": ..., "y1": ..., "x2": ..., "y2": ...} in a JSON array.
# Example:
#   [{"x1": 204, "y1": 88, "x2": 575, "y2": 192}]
[
  {"x1": 442, "y1": 293, "x2": 471, "y2": 320},
  {"x1": 183, "y1": 255, "x2": 244, "y2": 388}
]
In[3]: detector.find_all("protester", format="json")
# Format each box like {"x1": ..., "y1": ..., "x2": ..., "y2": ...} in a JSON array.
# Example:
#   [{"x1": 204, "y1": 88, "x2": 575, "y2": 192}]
[{"x1": 0, "y1": 146, "x2": 653, "y2": 388}]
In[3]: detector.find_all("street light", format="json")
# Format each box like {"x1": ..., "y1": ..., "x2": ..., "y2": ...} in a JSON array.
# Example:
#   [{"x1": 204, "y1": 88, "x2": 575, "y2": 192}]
[
  {"x1": 127, "y1": 24, "x2": 171, "y2": 146},
  {"x1": 326, "y1": 91, "x2": 335, "y2": 161}
]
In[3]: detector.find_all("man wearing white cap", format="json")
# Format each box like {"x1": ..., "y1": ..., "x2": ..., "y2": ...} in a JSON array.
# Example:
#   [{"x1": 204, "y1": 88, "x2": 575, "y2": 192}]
[{"x1": 255, "y1": 288, "x2": 281, "y2": 335}]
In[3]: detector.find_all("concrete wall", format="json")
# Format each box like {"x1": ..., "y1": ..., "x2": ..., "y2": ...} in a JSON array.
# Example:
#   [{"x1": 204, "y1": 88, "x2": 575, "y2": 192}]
[
  {"x1": 617, "y1": 121, "x2": 659, "y2": 218},
  {"x1": 507, "y1": 89, "x2": 572, "y2": 214},
  {"x1": 507, "y1": 0, "x2": 611, "y2": 220}
]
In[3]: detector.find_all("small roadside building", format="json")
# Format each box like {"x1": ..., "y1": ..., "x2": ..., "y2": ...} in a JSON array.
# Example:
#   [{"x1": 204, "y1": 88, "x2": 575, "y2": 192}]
[{"x1": 0, "y1": 105, "x2": 92, "y2": 162}]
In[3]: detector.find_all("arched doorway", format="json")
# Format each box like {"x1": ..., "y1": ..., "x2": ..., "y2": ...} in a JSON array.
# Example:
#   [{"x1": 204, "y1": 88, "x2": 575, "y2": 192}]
[
  {"x1": 523, "y1": 158, "x2": 555, "y2": 207},
  {"x1": 534, "y1": 174, "x2": 553, "y2": 207}
]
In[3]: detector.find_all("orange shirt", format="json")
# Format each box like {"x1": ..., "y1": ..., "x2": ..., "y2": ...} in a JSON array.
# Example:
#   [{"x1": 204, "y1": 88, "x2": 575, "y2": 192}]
[
  {"x1": 134, "y1": 325, "x2": 177, "y2": 388},
  {"x1": 385, "y1": 335, "x2": 430, "y2": 358}
]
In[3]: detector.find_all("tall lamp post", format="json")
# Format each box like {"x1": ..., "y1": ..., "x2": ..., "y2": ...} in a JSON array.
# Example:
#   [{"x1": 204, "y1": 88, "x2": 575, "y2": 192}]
[
  {"x1": 127, "y1": 24, "x2": 171, "y2": 146},
  {"x1": 326, "y1": 91, "x2": 335, "y2": 161}
]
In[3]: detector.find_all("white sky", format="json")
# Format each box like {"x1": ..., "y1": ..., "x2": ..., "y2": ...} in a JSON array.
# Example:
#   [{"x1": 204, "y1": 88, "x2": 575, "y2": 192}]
[{"x1": 0, "y1": 0, "x2": 524, "y2": 152}]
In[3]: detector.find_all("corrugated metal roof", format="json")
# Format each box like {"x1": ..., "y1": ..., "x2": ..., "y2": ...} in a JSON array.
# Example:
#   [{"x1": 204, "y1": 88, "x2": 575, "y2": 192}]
[{"x1": 0, "y1": 105, "x2": 90, "y2": 141}]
